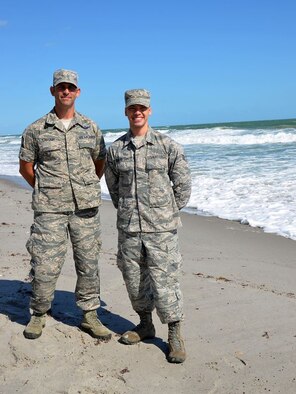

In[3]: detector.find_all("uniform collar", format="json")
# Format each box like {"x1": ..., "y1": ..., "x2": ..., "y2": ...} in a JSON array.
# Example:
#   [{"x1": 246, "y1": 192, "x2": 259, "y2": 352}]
[
  {"x1": 123, "y1": 126, "x2": 154, "y2": 148},
  {"x1": 45, "y1": 109, "x2": 89, "y2": 129}
]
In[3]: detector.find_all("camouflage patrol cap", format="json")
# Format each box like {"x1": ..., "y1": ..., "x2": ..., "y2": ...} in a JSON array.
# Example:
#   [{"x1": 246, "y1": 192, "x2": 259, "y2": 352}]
[
  {"x1": 53, "y1": 69, "x2": 78, "y2": 87},
  {"x1": 125, "y1": 89, "x2": 150, "y2": 108}
]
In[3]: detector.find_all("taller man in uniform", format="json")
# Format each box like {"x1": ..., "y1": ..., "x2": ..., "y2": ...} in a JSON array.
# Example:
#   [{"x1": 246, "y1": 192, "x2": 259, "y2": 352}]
[
  {"x1": 105, "y1": 89, "x2": 191, "y2": 363},
  {"x1": 19, "y1": 69, "x2": 111, "y2": 341}
]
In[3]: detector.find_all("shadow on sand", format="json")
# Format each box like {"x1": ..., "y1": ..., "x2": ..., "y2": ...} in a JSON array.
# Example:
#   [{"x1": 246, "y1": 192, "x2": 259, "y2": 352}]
[{"x1": 0, "y1": 279, "x2": 167, "y2": 354}]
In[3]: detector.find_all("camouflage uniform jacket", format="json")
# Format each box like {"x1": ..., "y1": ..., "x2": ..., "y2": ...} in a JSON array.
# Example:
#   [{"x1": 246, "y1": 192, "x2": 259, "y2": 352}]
[
  {"x1": 19, "y1": 109, "x2": 106, "y2": 212},
  {"x1": 105, "y1": 126, "x2": 191, "y2": 232}
]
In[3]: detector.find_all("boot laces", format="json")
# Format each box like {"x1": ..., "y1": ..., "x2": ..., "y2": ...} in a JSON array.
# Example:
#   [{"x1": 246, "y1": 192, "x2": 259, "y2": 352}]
[
  {"x1": 170, "y1": 335, "x2": 182, "y2": 349},
  {"x1": 87, "y1": 311, "x2": 102, "y2": 326},
  {"x1": 31, "y1": 315, "x2": 43, "y2": 324},
  {"x1": 136, "y1": 314, "x2": 152, "y2": 330},
  {"x1": 169, "y1": 325, "x2": 182, "y2": 350}
]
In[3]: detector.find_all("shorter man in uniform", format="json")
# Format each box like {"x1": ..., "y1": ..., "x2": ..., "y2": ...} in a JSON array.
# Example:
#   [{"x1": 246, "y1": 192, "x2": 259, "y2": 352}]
[
  {"x1": 105, "y1": 89, "x2": 191, "y2": 363},
  {"x1": 19, "y1": 69, "x2": 111, "y2": 341}
]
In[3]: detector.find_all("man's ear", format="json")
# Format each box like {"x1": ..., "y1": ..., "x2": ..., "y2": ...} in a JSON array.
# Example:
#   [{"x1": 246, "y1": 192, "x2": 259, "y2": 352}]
[
  {"x1": 148, "y1": 107, "x2": 152, "y2": 116},
  {"x1": 125, "y1": 108, "x2": 127, "y2": 116},
  {"x1": 75, "y1": 88, "x2": 81, "y2": 98},
  {"x1": 50, "y1": 86, "x2": 55, "y2": 96}
]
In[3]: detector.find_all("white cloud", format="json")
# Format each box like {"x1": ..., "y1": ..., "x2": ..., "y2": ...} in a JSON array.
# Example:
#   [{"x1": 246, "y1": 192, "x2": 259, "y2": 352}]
[{"x1": 0, "y1": 20, "x2": 8, "y2": 27}]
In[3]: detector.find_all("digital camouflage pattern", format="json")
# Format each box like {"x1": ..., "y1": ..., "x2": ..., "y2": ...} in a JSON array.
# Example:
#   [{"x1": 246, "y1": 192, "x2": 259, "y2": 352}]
[
  {"x1": 124, "y1": 89, "x2": 150, "y2": 108},
  {"x1": 117, "y1": 230, "x2": 184, "y2": 323},
  {"x1": 27, "y1": 208, "x2": 101, "y2": 313},
  {"x1": 105, "y1": 126, "x2": 191, "y2": 323},
  {"x1": 20, "y1": 107, "x2": 105, "y2": 315},
  {"x1": 53, "y1": 68, "x2": 78, "y2": 87},
  {"x1": 19, "y1": 109, "x2": 106, "y2": 212},
  {"x1": 105, "y1": 126, "x2": 192, "y2": 233}
]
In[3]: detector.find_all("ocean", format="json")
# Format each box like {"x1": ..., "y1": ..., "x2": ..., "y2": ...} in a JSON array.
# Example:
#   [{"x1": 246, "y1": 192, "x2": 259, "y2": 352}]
[{"x1": 1, "y1": 118, "x2": 296, "y2": 241}]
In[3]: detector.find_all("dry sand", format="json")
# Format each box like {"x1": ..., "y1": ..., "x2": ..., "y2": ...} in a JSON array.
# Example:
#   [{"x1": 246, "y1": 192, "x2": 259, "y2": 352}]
[{"x1": 0, "y1": 177, "x2": 296, "y2": 394}]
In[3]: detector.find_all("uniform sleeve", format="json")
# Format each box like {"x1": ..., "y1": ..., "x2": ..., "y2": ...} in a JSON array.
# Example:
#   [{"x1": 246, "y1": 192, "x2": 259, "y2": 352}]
[
  {"x1": 19, "y1": 127, "x2": 37, "y2": 163},
  {"x1": 168, "y1": 141, "x2": 192, "y2": 210},
  {"x1": 92, "y1": 124, "x2": 107, "y2": 161},
  {"x1": 105, "y1": 147, "x2": 119, "y2": 209}
]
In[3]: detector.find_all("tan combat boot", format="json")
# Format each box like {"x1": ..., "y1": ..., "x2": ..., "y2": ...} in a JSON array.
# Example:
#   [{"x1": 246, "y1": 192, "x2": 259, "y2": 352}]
[
  {"x1": 80, "y1": 310, "x2": 112, "y2": 341},
  {"x1": 120, "y1": 312, "x2": 155, "y2": 345},
  {"x1": 167, "y1": 321, "x2": 186, "y2": 363},
  {"x1": 23, "y1": 313, "x2": 46, "y2": 339}
]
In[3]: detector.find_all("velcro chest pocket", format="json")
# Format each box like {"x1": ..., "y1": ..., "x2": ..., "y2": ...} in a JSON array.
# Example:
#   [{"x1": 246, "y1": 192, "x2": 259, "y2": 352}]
[
  {"x1": 117, "y1": 158, "x2": 134, "y2": 188},
  {"x1": 39, "y1": 139, "x2": 64, "y2": 161},
  {"x1": 146, "y1": 157, "x2": 168, "y2": 173},
  {"x1": 146, "y1": 158, "x2": 171, "y2": 207},
  {"x1": 78, "y1": 136, "x2": 96, "y2": 150}
]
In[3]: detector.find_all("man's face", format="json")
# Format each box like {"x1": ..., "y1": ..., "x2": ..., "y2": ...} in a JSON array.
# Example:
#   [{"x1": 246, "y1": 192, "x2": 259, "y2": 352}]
[
  {"x1": 50, "y1": 83, "x2": 80, "y2": 108},
  {"x1": 125, "y1": 104, "x2": 151, "y2": 129}
]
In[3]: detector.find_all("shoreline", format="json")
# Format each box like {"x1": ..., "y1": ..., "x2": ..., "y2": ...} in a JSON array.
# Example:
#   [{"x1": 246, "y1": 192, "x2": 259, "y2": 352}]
[
  {"x1": 2, "y1": 173, "x2": 294, "y2": 243},
  {"x1": 1, "y1": 177, "x2": 296, "y2": 393}
]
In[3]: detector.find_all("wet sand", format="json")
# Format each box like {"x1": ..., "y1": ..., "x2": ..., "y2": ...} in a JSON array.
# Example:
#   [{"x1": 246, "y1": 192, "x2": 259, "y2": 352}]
[{"x1": 0, "y1": 177, "x2": 296, "y2": 393}]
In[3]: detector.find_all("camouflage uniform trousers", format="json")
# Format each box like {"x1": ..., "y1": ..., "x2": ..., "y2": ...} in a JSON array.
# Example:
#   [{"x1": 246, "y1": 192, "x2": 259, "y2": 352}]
[
  {"x1": 26, "y1": 208, "x2": 102, "y2": 314},
  {"x1": 117, "y1": 229, "x2": 184, "y2": 324}
]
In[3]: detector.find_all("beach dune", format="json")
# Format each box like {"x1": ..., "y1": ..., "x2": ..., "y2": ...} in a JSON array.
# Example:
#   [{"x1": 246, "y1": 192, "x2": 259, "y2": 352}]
[{"x1": 0, "y1": 178, "x2": 295, "y2": 394}]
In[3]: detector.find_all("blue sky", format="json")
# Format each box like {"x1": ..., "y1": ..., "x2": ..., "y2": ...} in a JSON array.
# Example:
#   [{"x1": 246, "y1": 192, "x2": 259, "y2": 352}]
[{"x1": 1, "y1": 0, "x2": 296, "y2": 134}]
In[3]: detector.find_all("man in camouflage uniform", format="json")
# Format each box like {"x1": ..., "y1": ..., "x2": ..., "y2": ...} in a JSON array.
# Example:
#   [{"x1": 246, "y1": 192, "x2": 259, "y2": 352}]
[
  {"x1": 105, "y1": 89, "x2": 191, "y2": 363},
  {"x1": 19, "y1": 69, "x2": 111, "y2": 341}
]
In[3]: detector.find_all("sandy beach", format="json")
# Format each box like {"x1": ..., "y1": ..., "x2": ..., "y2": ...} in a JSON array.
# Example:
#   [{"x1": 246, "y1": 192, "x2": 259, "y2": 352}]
[{"x1": 0, "y1": 177, "x2": 296, "y2": 394}]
